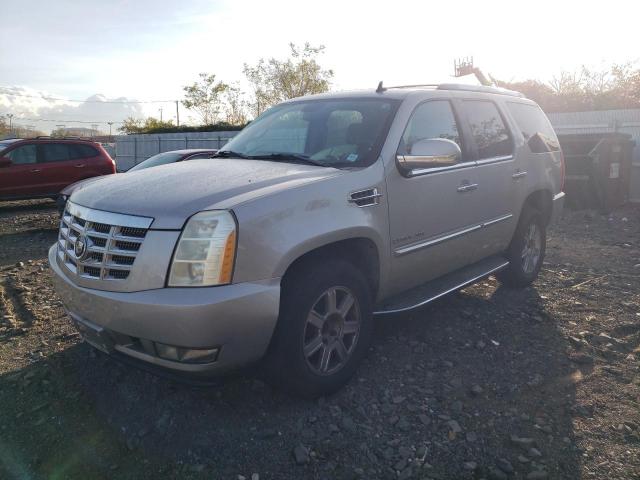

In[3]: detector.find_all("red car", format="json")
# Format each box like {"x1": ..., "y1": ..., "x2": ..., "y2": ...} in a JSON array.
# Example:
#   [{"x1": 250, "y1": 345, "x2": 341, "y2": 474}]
[{"x1": 0, "y1": 137, "x2": 115, "y2": 201}]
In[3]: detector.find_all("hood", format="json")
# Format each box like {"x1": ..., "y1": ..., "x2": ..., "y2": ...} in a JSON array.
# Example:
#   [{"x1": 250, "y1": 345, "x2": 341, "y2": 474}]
[
  {"x1": 61, "y1": 174, "x2": 113, "y2": 196},
  {"x1": 70, "y1": 158, "x2": 343, "y2": 229}
]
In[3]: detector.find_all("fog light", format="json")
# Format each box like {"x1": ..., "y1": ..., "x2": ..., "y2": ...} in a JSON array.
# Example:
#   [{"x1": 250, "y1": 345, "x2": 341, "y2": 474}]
[{"x1": 155, "y1": 342, "x2": 219, "y2": 364}]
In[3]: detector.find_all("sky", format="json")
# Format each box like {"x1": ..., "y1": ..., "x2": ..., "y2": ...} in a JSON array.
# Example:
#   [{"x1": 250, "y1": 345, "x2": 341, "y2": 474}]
[{"x1": 1, "y1": 0, "x2": 639, "y2": 133}]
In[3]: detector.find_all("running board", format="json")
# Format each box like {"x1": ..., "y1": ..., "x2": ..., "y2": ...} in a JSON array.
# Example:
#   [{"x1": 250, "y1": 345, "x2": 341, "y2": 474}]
[{"x1": 374, "y1": 255, "x2": 509, "y2": 315}]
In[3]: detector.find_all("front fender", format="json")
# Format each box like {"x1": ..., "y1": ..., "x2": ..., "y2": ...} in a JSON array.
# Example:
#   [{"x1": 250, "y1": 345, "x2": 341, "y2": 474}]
[{"x1": 231, "y1": 162, "x2": 391, "y2": 289}]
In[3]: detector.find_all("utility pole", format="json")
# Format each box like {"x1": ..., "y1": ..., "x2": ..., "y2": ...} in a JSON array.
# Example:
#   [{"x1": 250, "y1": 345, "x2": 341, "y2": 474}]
[
  {"x1": 91, "y1": 124, "x2": 99, "y2": 138},
  {"x1": 159, "y1": 107, "x2": 163, "y2": 122},
  {"x1": 7, "y1": 114, "x2": 13, "y2": 135},
  {"x1": 107, "y1": 122, "x2": 114, "y2": 140},
  {"x1": 175, "y1": 100, "x2": 180, "y2": 127}
]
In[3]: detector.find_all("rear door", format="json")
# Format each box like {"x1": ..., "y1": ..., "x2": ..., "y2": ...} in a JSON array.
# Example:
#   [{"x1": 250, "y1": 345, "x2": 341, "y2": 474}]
[
  {"x1": 0, "y1": 144, "x2": 39, "y2": 197},
  {"x1": 37, "y1": 142, "x2": 94, "y2": 194},
  {"x1": 457, "y1": 98, "x2": 519, "y2": 257}
]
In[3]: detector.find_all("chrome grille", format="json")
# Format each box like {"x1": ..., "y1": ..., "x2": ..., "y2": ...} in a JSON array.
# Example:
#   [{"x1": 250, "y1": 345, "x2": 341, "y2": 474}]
[{"x1": 57, "y1": 202, "x2": 152, "y2": 282}]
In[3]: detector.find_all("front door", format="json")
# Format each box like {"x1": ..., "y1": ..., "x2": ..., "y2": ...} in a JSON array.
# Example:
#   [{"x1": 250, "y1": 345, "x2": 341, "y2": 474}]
[
  {"x1": 385, "y1": 99, "x2": 486, "y2": 296},
  {"x1": 0, "y1": 144, "x2": 39, "y2": 198}
]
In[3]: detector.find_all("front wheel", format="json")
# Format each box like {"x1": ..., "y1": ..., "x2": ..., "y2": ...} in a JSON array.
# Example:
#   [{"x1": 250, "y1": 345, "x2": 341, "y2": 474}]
[
  {"x1": 498, "y1": 207, "x2": 546, "y2": 288},
  {"x1": 263, "y1": 260, "x2": 373, "y2": 398}
]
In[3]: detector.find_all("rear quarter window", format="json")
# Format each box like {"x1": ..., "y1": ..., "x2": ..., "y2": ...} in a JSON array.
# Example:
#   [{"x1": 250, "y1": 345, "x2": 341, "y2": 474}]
[
  {"x1": 507, "y1": 102, "x2": 560, "y2": 153},
  {"x1": 69, "y1": 144, "x2": 99, "y2": 160}
]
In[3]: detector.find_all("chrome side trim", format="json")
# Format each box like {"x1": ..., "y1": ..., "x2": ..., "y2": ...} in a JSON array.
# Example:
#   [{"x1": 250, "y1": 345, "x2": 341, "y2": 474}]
[
  {"x1": 394, "y1": 213, "x2": 513, "y2": 256},
  {"x1": 482, "y1": 213, "x2": 513, "y2": 227},
  {"x1": 374, "y1": 260, "x2": 509, "y2": 315},
  {"x1": 407, "y1": 159, "x2": 476, "y2": 177},
  {"x1": 66, "y1": 201, "x2": 154, "y2": 229},
  {"x1": 475, "y1": 155, "x2": 514, "y2": 166}
]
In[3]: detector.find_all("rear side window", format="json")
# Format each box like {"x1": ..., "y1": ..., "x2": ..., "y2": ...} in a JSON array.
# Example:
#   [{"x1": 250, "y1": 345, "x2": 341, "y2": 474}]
[
  {"x1": 399, "y1": 100, "x2": 463, "y2": 157},
  {"x1": 69, "y1": 144, "x2": 99, "y2": 159},
  {"x1": 463, "y1": 100, "x2": 512, "y2": 159},
  {"x1": 40, "y1": 143, "x2": 70, "y2": 163},
  {"x1": 6, "y1": 144, "x2": 37, "y2": 164},
  {"x1": 507, "y1": 102, "x2": 560, "y2": 153}
]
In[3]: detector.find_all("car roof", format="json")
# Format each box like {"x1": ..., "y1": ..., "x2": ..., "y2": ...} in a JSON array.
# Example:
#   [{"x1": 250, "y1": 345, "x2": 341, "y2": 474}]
[{"x1": 280, "y1": 83, "x2": 527, "y2": 104}]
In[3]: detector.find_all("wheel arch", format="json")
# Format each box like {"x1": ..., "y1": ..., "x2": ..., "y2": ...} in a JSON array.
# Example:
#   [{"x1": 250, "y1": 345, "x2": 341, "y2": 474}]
[
  {"x1": 279, "y1": 235, "x2": 381, "y2": 301},
  {"x1": 522, "y1": 189, "x2": 553, "y2": 225}
]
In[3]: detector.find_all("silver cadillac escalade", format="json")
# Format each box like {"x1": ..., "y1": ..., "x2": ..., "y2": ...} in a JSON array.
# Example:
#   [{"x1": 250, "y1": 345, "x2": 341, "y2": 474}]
[{"x1": 49, "y1": 83, "x2": 565, "y2": 397}]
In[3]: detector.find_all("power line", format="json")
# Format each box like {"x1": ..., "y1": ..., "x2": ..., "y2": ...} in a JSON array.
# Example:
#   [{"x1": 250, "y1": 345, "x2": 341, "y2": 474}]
[
  {"x1": 11, "y1": 117, "x2": 124, "y2": 124},
  {"x1": 0, "y1": 88, "x2": 177, "y2": 104}
]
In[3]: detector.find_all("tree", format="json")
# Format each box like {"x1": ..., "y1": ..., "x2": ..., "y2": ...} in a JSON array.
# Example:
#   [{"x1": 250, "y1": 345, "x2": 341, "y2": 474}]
[
  {"x1": 497, "y1": 62, "x2": 640, "y2": 112},
  {"x1": 118, "y1": 116, "x2": 174, "y2": 134},
  {"x1": 243, "y1": 42, "x2": 334, "y2": 116},
  {"x1": 223, "y1": 83, "x2": 249, "y2": 126},
  {"x1": 181, "y1": 73, "x2": 228, "y2": 125}
]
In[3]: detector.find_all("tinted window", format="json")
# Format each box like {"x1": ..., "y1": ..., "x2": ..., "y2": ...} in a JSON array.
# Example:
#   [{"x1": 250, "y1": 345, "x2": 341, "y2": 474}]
[
  {"x1": 40, "y1": 143, "x2": 70, "y2": 162},
  {"x1": 7, "y1": 145, "x2": 37, "y2": 164},
  {"x1": 399, "y1": 100, "x2": 462, "y2": 157},
  {"x1": 220, "y1": 98, "x2": 400, "y2": 168},
  {"x1": 185, "y1": 153, "x2": 214, "y2": 160},
  {"x1": 129, "y1": 151, "x2": 184, "y2": 171},
  {"x1": 464, "y1": 101, "x2": 512, "y2": 159},
  {"x1": 507, "y1": 102, "x2": 560, "y2": 153},
  {"x1": 69, "y1": 144, "x2": 99, "y2": 160}
]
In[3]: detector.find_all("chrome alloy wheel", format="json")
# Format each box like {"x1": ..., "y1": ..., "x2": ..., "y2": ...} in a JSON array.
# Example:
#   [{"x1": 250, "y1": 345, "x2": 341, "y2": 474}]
[
  {"x1": 303, "y1": 286, "x2": 361, "y2": 376},
  {"x1": 521, "y1": 223, "x2": 542, "y2": 274}
]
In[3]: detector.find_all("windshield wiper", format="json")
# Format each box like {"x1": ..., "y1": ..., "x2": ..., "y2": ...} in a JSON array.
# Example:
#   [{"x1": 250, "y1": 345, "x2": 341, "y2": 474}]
[
  {"x1": 212, "y1": 150, "x2": 249, "y2": 159},
  {"x1": 246, "y1": 153, "x2": 328, "y2": 168}
]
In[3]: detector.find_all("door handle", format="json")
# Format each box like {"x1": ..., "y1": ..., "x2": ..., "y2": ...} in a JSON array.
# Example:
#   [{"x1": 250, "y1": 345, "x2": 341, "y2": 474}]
[
  {"x1": 30, "y1": 168, "x2": 41, "y2": 173},
  {"x1": 457, "y1": 182, "x2": 478, "y2": 193},
  {"x1": 512, "y1": 170, "x2": 527, "y2": 179},
  {"x1": 74, "y1": 164, "x2": 86, "y2": 168}
]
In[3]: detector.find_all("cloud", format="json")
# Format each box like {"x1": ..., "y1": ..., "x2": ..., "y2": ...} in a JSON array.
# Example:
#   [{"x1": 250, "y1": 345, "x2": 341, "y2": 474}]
[{"x1": 0, "y1": 86, "x2": 146, "y2": 133}]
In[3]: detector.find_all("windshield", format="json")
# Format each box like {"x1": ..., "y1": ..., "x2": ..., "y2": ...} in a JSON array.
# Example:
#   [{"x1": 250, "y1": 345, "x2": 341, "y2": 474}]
[
  {"x1": 129, "y1": 151, "x2": 184, "y2": 171},
  {"x1": 219, "y1": 98, "x2": 400, "y2": 168}
]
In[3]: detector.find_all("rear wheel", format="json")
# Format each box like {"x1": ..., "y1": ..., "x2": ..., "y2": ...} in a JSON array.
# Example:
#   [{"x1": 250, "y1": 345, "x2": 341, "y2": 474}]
[
  {"x1": 498, "y1": 207, "x2": 546, "y2": 288},
  {"x1": 263, "y1": 260, "x2": 373, "y2": 398}
]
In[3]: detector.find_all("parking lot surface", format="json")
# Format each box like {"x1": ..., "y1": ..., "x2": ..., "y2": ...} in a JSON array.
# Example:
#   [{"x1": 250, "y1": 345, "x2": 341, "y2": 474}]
[{"x1": 1, "y1": 200, "x2": 639, "y2": 480}]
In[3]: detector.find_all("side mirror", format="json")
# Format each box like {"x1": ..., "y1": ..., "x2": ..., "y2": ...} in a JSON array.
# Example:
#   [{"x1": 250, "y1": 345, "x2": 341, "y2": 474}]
[
  {"x1": 396, "y1": 138, "x2": 461, "y2": 176},
  {"x1": 0, "y1": 157, "x2": 11, "y2": 168}
]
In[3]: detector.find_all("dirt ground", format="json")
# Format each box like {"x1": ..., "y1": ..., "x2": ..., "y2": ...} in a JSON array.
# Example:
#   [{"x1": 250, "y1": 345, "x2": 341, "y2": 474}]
[{"x1": 0, "y1": 199, "x2": 638, "y2": 480}]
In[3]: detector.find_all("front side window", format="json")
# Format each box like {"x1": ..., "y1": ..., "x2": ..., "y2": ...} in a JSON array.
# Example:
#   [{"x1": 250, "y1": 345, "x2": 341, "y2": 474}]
[
  {"x1": 219, "y1": 98, "x2": 400, "y2": 168},
  {"x1": 464, "y1": 100, "x2": 512, "y2": 159},
  {"x1": 6, "y1": 145, "x2": 37, "y2": 164},
  {"x1": 398, "y1": 100, "x2": 462, "y2": 157},
  {"x1": 40, "y1": 143, "x2": 70, "y2": 163},
  {"x1": 507, "y1": 102, "x2": 560, "y2": 153}
]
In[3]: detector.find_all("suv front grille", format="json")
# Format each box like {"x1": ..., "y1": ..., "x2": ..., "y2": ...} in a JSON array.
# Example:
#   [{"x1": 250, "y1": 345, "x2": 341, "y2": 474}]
[{"x1": 57, "y1": 202, "x2": 152, "y2": 283}]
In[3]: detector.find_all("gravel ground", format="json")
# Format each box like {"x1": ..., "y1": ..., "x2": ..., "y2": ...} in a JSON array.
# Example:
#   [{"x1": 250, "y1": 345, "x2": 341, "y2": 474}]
[{"x1": 0, "y1": 199, "x2": 639, "y2": 480}]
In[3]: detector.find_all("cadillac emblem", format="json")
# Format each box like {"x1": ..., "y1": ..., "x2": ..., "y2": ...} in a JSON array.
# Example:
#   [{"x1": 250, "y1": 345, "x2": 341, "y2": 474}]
[{"x1": 74, "y1": 236, "x2": 87, "y2": 260}]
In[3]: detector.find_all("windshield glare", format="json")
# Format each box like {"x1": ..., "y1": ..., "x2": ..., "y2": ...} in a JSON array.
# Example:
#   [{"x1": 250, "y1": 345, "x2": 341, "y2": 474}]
[
  {"x1": 129, "y1": 151, "x2": 184, "y2": 171},
  {"x1": 220, "y1": 98, "x2": 399, "y2": 168}
]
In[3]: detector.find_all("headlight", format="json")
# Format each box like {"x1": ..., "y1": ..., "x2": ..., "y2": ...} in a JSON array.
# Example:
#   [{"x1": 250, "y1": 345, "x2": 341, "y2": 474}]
[{"x1": 168, "y1": 211, "x2": 237, "y2": 287}]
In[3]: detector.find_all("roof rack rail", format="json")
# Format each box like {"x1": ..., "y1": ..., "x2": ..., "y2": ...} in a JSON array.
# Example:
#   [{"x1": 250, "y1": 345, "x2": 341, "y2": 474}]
[
  {"x1": 34, "y1": 135, "x2": 95, "y2": 141},
  {"x1": 436, "y1": 83, "x2": 524, "y2": 98},
  {"x1": 379, "y1": 82, "x2": 524, "y2": 98},
  {"x1": 386, "y1": 84, "x2": 440, "y2": 90}
]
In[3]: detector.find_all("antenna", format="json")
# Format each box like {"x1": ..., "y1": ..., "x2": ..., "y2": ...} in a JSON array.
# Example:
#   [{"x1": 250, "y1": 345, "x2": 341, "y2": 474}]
[{"x1": 376, "y1": 81, "x2": 386, "y2": 93}]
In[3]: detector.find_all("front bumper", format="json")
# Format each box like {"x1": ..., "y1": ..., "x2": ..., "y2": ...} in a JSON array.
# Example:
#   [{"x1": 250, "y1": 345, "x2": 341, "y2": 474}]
[
  {"x1": 550, "y1": 191, "x2": 565, "y2": 224},
  {"x1": 49, "y1": 245, "x2": 281, "y2": 377}
]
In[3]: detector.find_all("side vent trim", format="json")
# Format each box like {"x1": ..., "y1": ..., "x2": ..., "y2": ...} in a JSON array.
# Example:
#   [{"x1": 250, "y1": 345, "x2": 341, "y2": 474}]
[{"x1": 349, "y1": 187, "x2": 382, "y2": 207}]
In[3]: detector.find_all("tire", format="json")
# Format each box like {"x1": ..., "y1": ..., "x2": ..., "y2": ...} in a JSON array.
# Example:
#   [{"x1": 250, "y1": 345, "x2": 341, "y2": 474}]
[
  {"x1": 56, "y1": 196, "x2": 67, "y2": 216},
  {"x1": 498, "y1": 207, "x2": 546, "y2": 288},
  {"x1": 263, "y1": 259, "x2": 373, "y2": 398}
]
